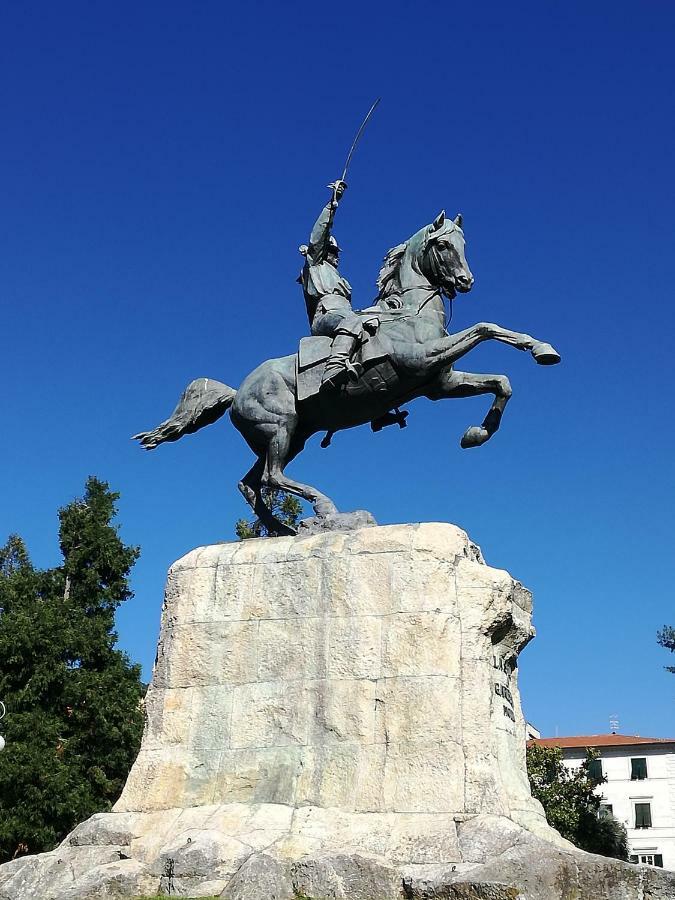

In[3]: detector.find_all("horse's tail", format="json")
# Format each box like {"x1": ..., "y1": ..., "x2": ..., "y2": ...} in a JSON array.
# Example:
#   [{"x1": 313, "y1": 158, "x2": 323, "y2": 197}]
[{"x1": 133, "y1": 377, "x2": 237, "y2": 450}]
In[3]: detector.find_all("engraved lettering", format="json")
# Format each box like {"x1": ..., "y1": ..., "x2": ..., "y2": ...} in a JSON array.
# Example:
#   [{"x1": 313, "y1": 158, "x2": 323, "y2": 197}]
[
  {"x1": 492, "y1": 655, "x2": 512, "y2": 680},
  {"x1": 494, "y1": 683, "x2": 514, "y2": 707}
]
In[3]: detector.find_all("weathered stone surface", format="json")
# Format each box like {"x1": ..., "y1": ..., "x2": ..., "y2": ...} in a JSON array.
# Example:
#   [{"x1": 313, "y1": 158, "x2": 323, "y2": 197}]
[
  {"x1": 65, "y1": 811, "x2": 136, "y2": 848},
  {"x1": 457, "y1": 814, "x2": 535, "y2": 863},
  {"x1": 640, "y1": 866, "x2": 675, "y2": 899},
  {"x1": 403, "y1": 816, "x2": 675, "y2": 899},
  {"x1": 291, "y1": 851, "x2": 402, "y2": 900},
  {"x1": 116, "y1": 524, "x2": 547, "y2": 826},
  {"x1": 150, "y1": 827, "x2": 251, "y2": 878},
  {"x1": 3, "y1": 524, "x2": 675, "y2": 899},
  {"x1": 403, "y1": 880, "x2": 520, "y2": 899},
  {"x1": 56, "y1": 859, "x2": 158, "y2": 900},
  {"x1": 220, "y1": 852, "x2": 293, "y2": 900},
  {"x1": 281, "y1": 807, "x2": 461, "y2": 864},
  {"x1": 0, "y1": 847, "x2": 157, "y2": 900}
]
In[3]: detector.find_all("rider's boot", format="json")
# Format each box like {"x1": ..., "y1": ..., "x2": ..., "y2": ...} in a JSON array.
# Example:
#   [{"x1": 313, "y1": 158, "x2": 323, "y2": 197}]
[{"x1": 321, "y1": 333, "x2": 360, "y2": 390}]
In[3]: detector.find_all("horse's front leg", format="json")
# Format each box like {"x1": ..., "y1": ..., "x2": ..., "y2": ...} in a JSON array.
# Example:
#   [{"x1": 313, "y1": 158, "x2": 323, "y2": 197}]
[
  {"x1": 420, "y1": 322, "x2": 560, "y2": 370},
  {"x1": 425, "y1": 368, "x2": 513, "y2": 448}
]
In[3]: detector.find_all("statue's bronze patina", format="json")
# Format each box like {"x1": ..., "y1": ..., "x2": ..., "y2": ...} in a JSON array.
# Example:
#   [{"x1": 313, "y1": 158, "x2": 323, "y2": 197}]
[{"x1": 134, "y1": 172, "x2": 560, "y2": 535}]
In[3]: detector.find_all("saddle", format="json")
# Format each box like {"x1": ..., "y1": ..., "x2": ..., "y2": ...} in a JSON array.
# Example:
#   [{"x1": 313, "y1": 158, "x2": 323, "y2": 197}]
[{"x1": 296, "y1": 332, "x2": 395, "y2": 403}]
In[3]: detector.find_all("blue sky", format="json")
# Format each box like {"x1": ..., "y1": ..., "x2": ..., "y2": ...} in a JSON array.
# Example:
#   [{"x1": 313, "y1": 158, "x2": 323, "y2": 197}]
[{"x1": 1, "y1": 1, "x2": 674, "y2": 739}]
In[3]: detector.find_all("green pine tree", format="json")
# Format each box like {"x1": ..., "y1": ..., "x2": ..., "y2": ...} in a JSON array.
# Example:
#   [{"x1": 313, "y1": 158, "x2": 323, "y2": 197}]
[
  {"x1": 657, "y1": 626, "x2": 675, "y2": 673},
  {"x1": 527, "y1": 744, "x2": 628, "y2": 860},
  {"x1": 235, "y1": 489, "x2": 303, "y2": 539},
  {"x1": 0, "y1": 478, "x2": 145, "y2": 862}
]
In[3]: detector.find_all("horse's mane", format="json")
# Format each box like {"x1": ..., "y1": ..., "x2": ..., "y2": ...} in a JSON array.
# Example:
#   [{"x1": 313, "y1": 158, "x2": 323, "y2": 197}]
[{"x1": 376, "y1": 241, "x2": 407, "y2": 296}]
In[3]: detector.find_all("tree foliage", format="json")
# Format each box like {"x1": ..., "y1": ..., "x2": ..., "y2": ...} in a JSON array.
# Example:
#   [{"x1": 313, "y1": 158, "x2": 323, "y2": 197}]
[
  {"x1": 0, "y1": 478, "x2": 145, "y2": 862},
  {"x1": 527, "y1": 744, "x2": 628, "y2": 860},
  {"x1": 235, "y1": 489, "x2": 303, "y2": 539},
  {"x1": 657, "y1": 626, "x2": 675, "y2": 673}
]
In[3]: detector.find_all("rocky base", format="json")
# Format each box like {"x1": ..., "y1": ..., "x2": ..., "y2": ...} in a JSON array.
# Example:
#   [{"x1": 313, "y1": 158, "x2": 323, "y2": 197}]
[
  {"x1": 4, "y1": 524, "x2": 674, "y2": 899},
  {"x1": 297, "y1": 509, "x2": 377, "y2": 534},
  {"x1": 1, "y1": 807, "x2": 674, "y2": 900}
]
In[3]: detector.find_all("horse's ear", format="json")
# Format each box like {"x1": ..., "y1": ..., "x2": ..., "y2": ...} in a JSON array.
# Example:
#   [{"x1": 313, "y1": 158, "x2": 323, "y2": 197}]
[
  {"x1": 432, "y1": 210, "x2": 446, "y2": 231},
  {"x1": 454, "y1": 213, "x2": 463, "y2": 228}
]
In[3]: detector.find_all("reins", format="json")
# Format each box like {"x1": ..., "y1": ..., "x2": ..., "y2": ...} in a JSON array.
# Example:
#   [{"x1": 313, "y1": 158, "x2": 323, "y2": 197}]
[{"x1": 378, "y1": 285, "x2": 451, "y2": 333}]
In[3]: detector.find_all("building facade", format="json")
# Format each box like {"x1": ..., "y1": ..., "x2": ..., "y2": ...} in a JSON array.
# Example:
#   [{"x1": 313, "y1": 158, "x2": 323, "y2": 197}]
[{"x1": 532, "y1": 734, "x2": 675, "y2": 870}]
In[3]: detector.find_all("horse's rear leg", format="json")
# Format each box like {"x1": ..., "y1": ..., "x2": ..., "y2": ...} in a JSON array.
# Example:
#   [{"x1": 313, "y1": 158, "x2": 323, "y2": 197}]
[
  {"x1": 238, "y1": 455, "x2": 296, "y2": 537},
  {"x1": 264, "y1": 428, "x2": 338, "y2": 517},
  {"x1": 427, "y1": 369, "x2": 513, "y2": 448}
]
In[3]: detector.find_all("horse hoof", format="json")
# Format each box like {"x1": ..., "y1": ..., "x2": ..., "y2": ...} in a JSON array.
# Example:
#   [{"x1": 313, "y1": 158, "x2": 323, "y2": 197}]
[
  {"x1": 461, "y1": 426, "x2": 490, "y2": 448},
  {"x1": 531, "y1": 342, "x2": 561, "y2": 365}
]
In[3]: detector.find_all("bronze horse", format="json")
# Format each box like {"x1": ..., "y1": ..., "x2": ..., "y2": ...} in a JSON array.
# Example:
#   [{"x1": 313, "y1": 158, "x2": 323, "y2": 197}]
[{"x1": 134, "y1": 211, "x2": 560, "y2": 534}]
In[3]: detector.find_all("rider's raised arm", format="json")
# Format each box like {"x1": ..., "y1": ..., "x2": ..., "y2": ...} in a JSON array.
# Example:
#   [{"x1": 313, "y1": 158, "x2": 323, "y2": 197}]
[{"x1": 307, "y1": 180, "x2": 346, "y2": 263}]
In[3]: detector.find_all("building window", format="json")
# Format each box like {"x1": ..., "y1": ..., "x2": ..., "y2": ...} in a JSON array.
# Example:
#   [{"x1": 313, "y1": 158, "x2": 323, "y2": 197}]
[
  {"x1": 587, "y1": 757, "x2": 603, "y2": 781},
  {"x1": 634, "y1": 803, "x2": 652, "y2": 829},
  {"x1": 631, "y1": 757, "x2": 648, "y2": 780},
  {"x1": 629, "y1": 853, "x2": 663, "y2": 867},
  {"x1": 599, "y1": 803, "x2": 613, "y2": 819}
]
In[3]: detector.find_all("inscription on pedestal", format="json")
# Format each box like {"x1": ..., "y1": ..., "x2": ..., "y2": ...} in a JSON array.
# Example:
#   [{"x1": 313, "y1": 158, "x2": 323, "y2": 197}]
[{"x1": 493, "y1": 655, "x2": 515, "y2": 721}]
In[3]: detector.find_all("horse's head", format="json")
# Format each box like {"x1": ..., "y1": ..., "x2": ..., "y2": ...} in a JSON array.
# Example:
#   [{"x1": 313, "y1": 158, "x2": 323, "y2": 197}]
[
  {"x1": 377, "y1": 211, "x2": 474, "y2": 309},
  {"x1": 417, "y1": 211, "x2": 474, "y2": 299}
]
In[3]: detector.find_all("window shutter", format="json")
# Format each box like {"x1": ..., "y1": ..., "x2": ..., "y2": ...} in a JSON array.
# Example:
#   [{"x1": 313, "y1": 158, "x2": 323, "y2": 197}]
[
  {"x1": 588, "y1": 758, "x2": 603, "y2": 781},
  {"x1": 635, "y1": 802, "x2": 652, "y2": 828},
  {"x1": 655, "y1": 854, "x2": 664, "y2": 868},
  {"x1": 631, "y1": 757, "x2": 647, "y2": 780}
]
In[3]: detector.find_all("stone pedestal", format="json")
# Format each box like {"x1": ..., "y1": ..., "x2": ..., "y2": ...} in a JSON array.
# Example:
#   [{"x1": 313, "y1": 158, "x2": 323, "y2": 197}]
[
  {"x1": 2, "y1": 524, "x2": 674, "y2": 900},
  {"x1": 118, "y1": 522, "x2": 546, "y2": 834}
]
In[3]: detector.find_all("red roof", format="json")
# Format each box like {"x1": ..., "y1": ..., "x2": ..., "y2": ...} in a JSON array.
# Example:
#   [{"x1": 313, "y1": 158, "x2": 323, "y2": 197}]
[{"x1": 530, "y1": 734, "x2": 675, "y2": 749}]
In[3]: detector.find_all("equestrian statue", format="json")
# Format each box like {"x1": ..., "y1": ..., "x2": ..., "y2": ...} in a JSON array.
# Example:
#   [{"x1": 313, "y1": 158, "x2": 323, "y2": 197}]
[{"x1": 133, "y1": 173, "x2": 561, "y2": 535}]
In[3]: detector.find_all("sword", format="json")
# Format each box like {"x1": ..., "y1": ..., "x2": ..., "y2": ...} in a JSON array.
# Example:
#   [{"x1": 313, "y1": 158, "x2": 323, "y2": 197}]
[{"x1": 337, "y1": 98, "x2": 381, "y2": 186}]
